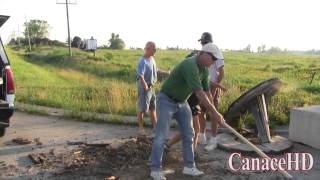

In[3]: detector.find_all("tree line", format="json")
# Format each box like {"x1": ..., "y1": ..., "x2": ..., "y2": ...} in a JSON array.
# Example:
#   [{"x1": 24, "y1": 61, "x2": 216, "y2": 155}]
[{"x1": 8, "y1": 19, "x2": 125, "y2": 50}]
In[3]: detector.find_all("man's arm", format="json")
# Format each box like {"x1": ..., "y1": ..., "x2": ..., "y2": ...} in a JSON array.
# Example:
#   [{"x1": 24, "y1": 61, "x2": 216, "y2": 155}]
[
  {"x1": 216, "y1": 66, "x2": 224, "y2": 83},
  {"x1": 205, "y1": 91, "x2": 213, "y2": 103},
  {"x1": 211, "y1": 66, "x2": 227, "y2": 91},
  {"x1": 139, "y1": 75, "x2": 149, "y2": 91},
  {"x1": 157, "y1": 69, "x2": 170, "y2": 77},
  {"x1": 194, "y1": 89, "x2": 224, "y2": 125}
]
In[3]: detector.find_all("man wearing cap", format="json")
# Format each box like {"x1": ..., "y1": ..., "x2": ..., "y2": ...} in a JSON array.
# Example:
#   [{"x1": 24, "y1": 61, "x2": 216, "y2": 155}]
[
  {"x1": 163, "y1": 32, "x2": 223, "y2": 155},
  {"x1": 150, "y1": 43, "x2": 225, "y2": 180},
  {"x1": 198, "y1": 32, "x2": 226, "y2": 151},
  {"x1": 164, "y1": 32, "x2": 226, "y2": 153}
]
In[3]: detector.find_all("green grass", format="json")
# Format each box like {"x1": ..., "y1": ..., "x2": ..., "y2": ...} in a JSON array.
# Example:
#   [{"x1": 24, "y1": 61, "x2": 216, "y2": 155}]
[{"x1": 7, "y1": 46, "x2": 320, "y2": 127}]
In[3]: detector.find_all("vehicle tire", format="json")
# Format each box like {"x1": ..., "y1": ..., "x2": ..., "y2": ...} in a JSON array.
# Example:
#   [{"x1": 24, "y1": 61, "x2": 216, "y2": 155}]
[{"x1": 0, "y1": 128, "x2": 5, "y2": 137}]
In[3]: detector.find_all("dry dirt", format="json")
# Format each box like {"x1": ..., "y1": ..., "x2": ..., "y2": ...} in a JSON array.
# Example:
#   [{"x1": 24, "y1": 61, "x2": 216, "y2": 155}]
[{"x1": 0, "y1": 112, "x2": 319, "y2": 180}]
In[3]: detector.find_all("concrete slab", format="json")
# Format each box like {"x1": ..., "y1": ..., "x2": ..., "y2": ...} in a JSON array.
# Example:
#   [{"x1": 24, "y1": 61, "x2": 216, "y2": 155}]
[
  {"x1": 289, "y1": 105, "x2": 320, "y2": 149},
  {"x1": 218, "y1": 133, "x2": 293, "y2": 154}
]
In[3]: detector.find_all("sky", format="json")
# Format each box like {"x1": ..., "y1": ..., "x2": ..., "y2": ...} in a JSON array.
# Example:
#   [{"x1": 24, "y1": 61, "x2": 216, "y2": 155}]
[{"x1": 0, "y1": 0, "x2": 319, "y2": 51}]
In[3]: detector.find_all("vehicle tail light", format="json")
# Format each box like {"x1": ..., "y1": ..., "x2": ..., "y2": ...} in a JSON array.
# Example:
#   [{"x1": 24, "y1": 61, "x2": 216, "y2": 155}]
[
  {"x1": 5, "y1": 66, "x2": 15, "y2": 94},
  {"x1": 5, "y1": 66, "x2": 15, "y2": 107}
]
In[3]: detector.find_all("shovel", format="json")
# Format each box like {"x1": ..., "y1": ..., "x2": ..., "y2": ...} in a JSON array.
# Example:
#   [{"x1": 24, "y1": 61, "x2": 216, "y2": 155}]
[{"x1": 222, "y1": 121, "x2": 293, "y2": 179}]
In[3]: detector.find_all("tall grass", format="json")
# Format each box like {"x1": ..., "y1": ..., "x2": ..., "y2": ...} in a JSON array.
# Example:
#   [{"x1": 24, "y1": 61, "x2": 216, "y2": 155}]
[{"x1": 7, "y1": 46, "x2": 320, "y2": 126}]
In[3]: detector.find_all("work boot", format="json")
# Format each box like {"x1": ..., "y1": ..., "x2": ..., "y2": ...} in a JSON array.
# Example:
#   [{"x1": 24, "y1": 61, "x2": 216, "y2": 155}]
[
  {"x1": 150, "y1": 171, "x2": 166, "y2": 180},
  {"x1": 204, "y1": 136, "x2": 218, "y2": 151},
  {"x1": 182, "y1": 166, "x2": 204, "y2": 176}
]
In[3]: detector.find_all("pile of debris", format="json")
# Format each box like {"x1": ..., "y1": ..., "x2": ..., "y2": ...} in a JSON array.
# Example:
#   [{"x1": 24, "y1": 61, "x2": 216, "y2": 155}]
[
  {"x1": 28, "y1": 136, "x2": 154, "y2": 174},
  {"x1": 12, "y1": 137, "x2": 32, "y2": 145},
  {"x1": 73, "y1": 135, "x2": 153, "y2": 170},
  {"x1": 11, "y1": 137, "x2": 43, "y2": 146}
]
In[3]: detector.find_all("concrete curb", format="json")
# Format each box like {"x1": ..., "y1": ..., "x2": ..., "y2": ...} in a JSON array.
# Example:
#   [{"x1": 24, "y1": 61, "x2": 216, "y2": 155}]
[
  {"x1": 14, "y1": 102, "x2": 178, "y2": 127},
  {"x1": 14, "y1": 102, "x2": 288, "y2": 133}
]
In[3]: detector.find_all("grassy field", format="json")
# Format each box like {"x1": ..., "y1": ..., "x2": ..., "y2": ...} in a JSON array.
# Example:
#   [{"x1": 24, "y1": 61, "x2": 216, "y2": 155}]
[{"x1": 7, "y1": 46, "x2": 320, "y2": 128}]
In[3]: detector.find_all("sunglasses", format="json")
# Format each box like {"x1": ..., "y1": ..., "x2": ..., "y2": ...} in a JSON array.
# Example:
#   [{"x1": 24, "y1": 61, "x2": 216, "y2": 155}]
[{"x1": 207, "y1": 52, "x2": 217, "y2": 61}]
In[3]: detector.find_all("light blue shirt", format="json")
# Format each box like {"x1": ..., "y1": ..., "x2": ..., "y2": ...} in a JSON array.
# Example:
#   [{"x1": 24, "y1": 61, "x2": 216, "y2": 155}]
[{"x1": 136, "y1": 56, "x2": 158, "y2": 86}]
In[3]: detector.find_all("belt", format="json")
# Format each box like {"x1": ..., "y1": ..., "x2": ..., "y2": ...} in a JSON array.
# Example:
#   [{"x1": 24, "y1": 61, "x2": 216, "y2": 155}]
[{"x1": 161, "y1": 90, "x2": 181, "y2": 103}]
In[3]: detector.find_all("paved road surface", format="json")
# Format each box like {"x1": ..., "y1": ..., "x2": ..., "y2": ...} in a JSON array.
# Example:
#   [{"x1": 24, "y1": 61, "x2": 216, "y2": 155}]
[{"x1": 1, "y1": 112, "x2": 320, "y2": 180}]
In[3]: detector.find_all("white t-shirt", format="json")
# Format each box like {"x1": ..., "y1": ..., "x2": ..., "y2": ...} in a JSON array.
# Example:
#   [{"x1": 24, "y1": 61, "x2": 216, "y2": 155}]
[{"x1": 209, "y1": 59, "x2": 224, "y2": 82}]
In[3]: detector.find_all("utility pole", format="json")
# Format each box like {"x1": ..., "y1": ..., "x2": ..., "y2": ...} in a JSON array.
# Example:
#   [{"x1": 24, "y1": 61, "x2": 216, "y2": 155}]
[
  {"x1": 25, "y1": 16, "x2": 32, "y2": 52},
  {"x1": 17, "y1": 25, "x2": 21, "y2": 46},
  {"x1": 56, "y1": 0, "x2": 77, "y2": 57}
]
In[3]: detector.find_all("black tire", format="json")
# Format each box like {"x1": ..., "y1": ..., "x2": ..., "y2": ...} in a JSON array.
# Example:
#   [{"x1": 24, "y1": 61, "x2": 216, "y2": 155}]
[{"x1": 0, "y1": 128, "x2": 5, "y2": 137}]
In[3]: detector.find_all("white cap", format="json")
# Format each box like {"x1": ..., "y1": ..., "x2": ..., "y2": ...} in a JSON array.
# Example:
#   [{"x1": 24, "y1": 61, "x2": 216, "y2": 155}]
[{"x1": 201, "y1": 43, "x2": 224, "y2": 60}]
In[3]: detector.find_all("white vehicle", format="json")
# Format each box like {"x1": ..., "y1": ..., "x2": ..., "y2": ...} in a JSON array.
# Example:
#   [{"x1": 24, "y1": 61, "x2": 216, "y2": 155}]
[
  {"x1": 85, "y1": 37, "x2": 97, "y2": 51},
  {"x1": 0, "y1": 15, "x2": 15, "y2": 138}
]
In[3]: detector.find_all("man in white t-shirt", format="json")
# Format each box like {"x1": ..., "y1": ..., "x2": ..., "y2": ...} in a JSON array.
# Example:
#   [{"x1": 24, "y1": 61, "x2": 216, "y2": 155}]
[{"x1": 197, "y1": 32, "x2": 226, "y2": 151}]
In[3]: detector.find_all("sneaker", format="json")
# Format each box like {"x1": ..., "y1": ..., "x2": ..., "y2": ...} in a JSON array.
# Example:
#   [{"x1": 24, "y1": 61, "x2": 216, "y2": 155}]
[
  {"x1": 182, "y1": 167, "x2": 204, "y2": 176},
  {"x1": 204, "y1": 136, "x2": 218, "y2": 151},
  {"x1": 198, "y1": 133, "x2": 207, "y2": 145},
  {"x1": 150, "y1": 171, "x2": 166, "y2": 180}
]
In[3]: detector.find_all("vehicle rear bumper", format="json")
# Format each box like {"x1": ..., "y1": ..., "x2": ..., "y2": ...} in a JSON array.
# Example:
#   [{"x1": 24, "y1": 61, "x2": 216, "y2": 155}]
[{"x1": 0, "y1": 107, "x2": 14, "y2": 128}]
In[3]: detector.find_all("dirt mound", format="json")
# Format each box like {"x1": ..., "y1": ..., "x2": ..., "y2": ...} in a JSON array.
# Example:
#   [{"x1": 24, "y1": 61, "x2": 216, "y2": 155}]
[
  {"x1": 70, "y1": 135, "x2": 153, "y2": 170},
  {"x1": 26, "y1": 135, "x2": 153, "y2": 179}
]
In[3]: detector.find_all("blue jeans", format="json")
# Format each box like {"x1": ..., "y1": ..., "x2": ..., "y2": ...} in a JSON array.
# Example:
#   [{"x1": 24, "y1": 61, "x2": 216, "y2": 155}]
[{"x1": 150, "y1": 92, "x2": 195, "y2": 171}]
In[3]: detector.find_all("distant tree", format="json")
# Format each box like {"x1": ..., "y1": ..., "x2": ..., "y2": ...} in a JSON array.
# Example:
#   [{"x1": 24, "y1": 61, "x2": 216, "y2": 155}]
[
  {"x1": 71, "y1": 36, "x2": 82, "y2": 48},
  {"x1": 8, "y1": 38, "x2": 17, "y2": 46},
  {"x1": 257, "y1": 44, "x2": 266, "y2": 53},
  {"x1": 51, "y1": 40, "x2": 65, "y2": 47},
  {"x1": 79, "y1": 40, "x2": 86, "y2": 49},
  {"x1": 257, "y1": 46, "x2": 261, "y2": 53},
  {"x1": 34, "y1": 37, "x2": 50, "y2": 45},
  {"x1": 23, "y1": 20, "x2": 50, "y2": 46},
  {"x1": 267, "y1": 46, "x2": 282, "y2": 54},
  {"x1": 108, "y1": 33, "x2": 125, "y2": 49},
  {"x1": 244, "y1": 44, "x2": 251, "y2": 52},
  {"x1": 261, "y1": 44, "x2": 266, "y2": 52}
]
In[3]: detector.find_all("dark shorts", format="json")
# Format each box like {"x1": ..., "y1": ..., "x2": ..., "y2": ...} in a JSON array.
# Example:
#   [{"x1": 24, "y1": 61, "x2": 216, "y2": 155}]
[
  {"x1": 187, "y1": 93, "x2": 202, "y2": 116},
  {"x1": 188, "y1": 89, "x2": 222, "y2": 115}
]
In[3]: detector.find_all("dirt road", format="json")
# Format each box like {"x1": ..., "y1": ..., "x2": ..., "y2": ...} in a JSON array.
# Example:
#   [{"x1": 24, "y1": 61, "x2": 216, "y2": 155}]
[{"x1": 0, "y1": 112, "x2": 319, "y2": 179}]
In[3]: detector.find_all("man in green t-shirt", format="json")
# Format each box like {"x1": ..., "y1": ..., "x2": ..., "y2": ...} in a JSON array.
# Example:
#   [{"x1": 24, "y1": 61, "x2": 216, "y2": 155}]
[{"x1": 150, "y1": 43, "x2": 225, "y2": 180}]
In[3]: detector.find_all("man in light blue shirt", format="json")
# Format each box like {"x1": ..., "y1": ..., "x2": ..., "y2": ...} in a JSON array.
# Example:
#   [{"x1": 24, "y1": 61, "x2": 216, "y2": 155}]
[{"x1": 136, "y1": 41, "x2": 160, "y2": 135}]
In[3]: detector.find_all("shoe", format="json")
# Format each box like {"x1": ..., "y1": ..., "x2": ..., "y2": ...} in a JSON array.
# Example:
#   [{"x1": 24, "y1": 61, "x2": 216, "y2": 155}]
[
  {"x1": 182, "y1": 167, "x2": 204, "y2": 176},
  {"x1": 198, "y1": 133, "x2": 207, "y2": 145},
  {"x1": 204, "y1": 136, "x2": 218, "y2": 151},
  {"x1": 150, "y1": 171, "x2": 166, "y2": 180}
]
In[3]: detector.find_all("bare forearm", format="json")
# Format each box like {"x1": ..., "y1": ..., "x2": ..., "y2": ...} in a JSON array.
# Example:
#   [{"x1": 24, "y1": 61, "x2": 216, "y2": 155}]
[
  {"x1": 157, "y1": 69, "x2": 170, "y2": 77},
  {"x1": 205, "y1": 91, "x2": 213, "y2": 103},
  {"x1": 195, "y1": 89, "x2": 217, "y2": 115},
  {"x1": 216, "y1": 68, "x2": 224, "y2": 83},
  {"x1": 195, "y1": 89, "x2": 225, "y2": 125},
  {"x1": 139, "y1": 75, "x2": 148, "y2": 91}
]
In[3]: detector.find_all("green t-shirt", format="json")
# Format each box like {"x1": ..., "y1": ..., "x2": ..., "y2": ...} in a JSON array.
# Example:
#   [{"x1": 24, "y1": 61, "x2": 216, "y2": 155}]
[{"x1": 161, "y1": 56, "x2": 210, "y2": 102}]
